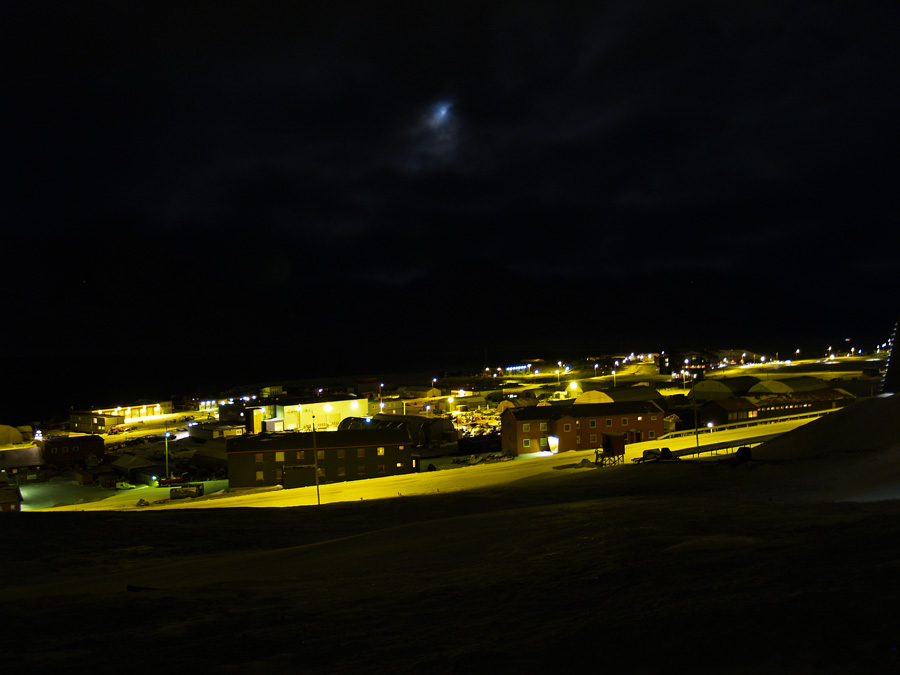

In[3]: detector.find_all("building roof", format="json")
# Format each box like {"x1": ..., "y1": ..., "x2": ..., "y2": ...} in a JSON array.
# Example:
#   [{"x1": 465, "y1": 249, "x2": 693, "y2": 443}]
[
  {"x1": 0, "y1": 446, "x2": 44, "y2": 470},
  {"x1": 693, "y1": 376, "x2": 761, "y2": 398},
  {"x1": 744, "y1": 388, "x2": 855, "y2": 407},
  {"x1": 226, "y1": 429, "x2": 413, "y2": 454},
  {"x1": 747, "y1": 376, "x2": 829, "y2": 394},
  {"x1": 702, "y1": 398, "x2": 758, "y2": 412},
  {"x1": 503, "y1": 400, "x2": 664, "y2": 421},
  {"x1": 112, "y1": 453, "x2": 158, "y2": 470}
]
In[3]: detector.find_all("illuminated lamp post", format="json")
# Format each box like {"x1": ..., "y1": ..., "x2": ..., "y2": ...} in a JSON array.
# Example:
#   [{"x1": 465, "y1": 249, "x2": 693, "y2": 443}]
[
  {"x1": 594, "y1": 363, "x2": 598, "y2": 379},
  {"x1": 447, "y1": 396, "x2": 454, "y2": 416},
  {"x1": 323, "y1": 403, "x2": 333, "y2": 429},
  {"x1": 555, "y1": 369, "x2": 560, "y2": 386},
  {"x1": 164, "y1": 421, "x2": 170, "y2": 479}
]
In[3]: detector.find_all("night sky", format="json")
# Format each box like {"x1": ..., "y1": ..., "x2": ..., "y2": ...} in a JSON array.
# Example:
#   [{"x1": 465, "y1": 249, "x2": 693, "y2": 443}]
[{"x1": 4, "y1": 2, "x2": 899, "y2": 419}]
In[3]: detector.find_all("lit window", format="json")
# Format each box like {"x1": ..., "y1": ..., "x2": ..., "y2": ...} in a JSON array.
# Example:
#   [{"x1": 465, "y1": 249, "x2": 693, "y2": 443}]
[
  {"x1": 275, "y1": 452, "x2": 284, "y2": 462},
  {"x1": 255, "y1": 453, "x2": 263, "y2": 463},
  {"x1": 540, "y1": 437, "x2": 548, "y2": 447},
  {"x1": 523, "y1": 423, "x2": 530, "y2": 432},
  {"x1": 377, "y1": 447, "x2": 385, "y2": 455},
  {"x1": 255, "y1": 471, "x2": 264, "y2": 482},
  {"x1": 396, "y1": 462, "x2": 404, "y2": 468},
  {"x1": 317, "y1": 450, "x2": 325, "y2": 460},
  {"x1": 539, "y1": 422, "x2": 547, "y2": 431}
]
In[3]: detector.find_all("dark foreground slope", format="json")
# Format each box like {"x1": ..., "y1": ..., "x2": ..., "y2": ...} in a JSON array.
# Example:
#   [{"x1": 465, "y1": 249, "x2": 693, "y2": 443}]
[{"x1": 2, "y1": 397, "x2": 899, "y2": 674}]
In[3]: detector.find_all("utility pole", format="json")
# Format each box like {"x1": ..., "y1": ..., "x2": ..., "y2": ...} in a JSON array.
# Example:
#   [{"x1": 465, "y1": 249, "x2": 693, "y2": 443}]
[
  {"x1": 312, "y1": 414, "x2": 320, "y2": 506},
  {"x1": 692, "y1": 375, "x2": 699, "y2": 448}
]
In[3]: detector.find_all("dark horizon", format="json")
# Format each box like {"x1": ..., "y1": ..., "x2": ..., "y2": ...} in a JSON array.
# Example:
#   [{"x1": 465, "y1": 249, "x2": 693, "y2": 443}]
[{"x1": 3, "y1": 317, "x2": 892, "y2": 426}]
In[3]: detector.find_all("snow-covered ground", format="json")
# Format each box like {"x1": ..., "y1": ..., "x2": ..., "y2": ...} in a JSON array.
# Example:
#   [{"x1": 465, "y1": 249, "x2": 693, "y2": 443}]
[{"x1": 3, "y1": 395, "x2": 898, "y2": 673}]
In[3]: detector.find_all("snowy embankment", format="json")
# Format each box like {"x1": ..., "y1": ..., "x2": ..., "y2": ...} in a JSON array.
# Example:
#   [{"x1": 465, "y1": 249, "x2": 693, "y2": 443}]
[{"x1": 3, "y1": 395, "x2": 899, "y2": 674}]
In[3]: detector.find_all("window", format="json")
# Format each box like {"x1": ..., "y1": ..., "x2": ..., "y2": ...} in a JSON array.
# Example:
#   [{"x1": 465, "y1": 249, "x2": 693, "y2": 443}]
[
  {"x1": 649, "y1": 430, "x2": 655, "y2": 439},
  {"x1": 576, "y1": 435, "x2": 580, "y2": 444},
  {"x1": 377, "y1": 447, "x2": 385, "y2": 455},
  {"x1": 563, "y1": 423, "x2": 571, "y2": 432},
  {"x1": 337, "y1": 449, "x2": 345, "y2": 458},
  {"x1": 52, "y1": 447, "x2": 58, "y2": 454},
  {"x1": 523, "y1": 439, "x2": 531, "y2": 448},
  {"x1": 540, "y1": 437, "x2": 548, "y2": 447},
  {"x1": 338, "y1": 467, "x2": 346, "y2": 476},
  {"x1": 523, "y1": 423, "x2": 531, "y2": 432},
  {"x1": 651, "y1": 415, "x2": 657, "y2": 421},
  {"x1": 317, "y1": 450, "x2": 325, "y2": 460},
  {"x1": 621, "y1": 418, "x2": 628, "y2": 426},
  {"x1": 255, "y1": 453, "x2": 263, "y2": 463},
  {"x1": 378, "y1": 465, "x2": 385, "y2": 474},
  {"x1": 357, "y1": 448, "x2": 365, "y2": 457},
  {"x1": 396, "y1": 462, "x2": 404, "y2": 468},
  {"x1": 590, "y1": 434, "x2": 597, "y2": 443},
  {"x1": 605, "y1": 419, "x2": 612, "y2": 427},
  {"x1": 63, "y1": 446, "x2": 69, "y2": 453},
  {"x1": 275, "y1": 452, "x2": 284, "y2": 462},
  {"x1": 398, "y1": 445, "x2": 404, "y2": 450},
  {"x1": 358, "y1": 465, "x2": 366, "y2": 475},
  {"x1": 539, "y1": 422, "x2": 547, "y2": 431},
  {"x1": 255, "y1": 471, "x2": 264, "y2": 482}
]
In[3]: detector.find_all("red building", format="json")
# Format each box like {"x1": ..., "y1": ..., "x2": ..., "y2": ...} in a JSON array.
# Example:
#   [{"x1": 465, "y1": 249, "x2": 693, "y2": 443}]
[
  {"x1": 36, "y1": 435, "x2": 105, "y2": 468},
  {"x1": 501, "y1": 401, "x2": 666, "y2": 456}
]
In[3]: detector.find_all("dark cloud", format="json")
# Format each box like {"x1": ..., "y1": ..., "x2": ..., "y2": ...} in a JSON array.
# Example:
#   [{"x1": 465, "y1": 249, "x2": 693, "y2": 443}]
[{"x1": 3, "y1": 1, "x2": 899, "y2": 415}]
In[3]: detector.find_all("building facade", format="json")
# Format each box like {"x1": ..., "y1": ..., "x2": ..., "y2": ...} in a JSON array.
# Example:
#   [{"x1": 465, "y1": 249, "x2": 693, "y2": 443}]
[
  {"x1": 219, "y1": 394, "x2": 366, "y2": 433},
  {"x1": 226, "y1": 429, "x2": 417, "y2": 488},
  {"x1": 36, "y1": 435, "x2": 105, "y2": 468},
  {"x1": 501, "y1": 401, "x2": 666, "y2": 456}
]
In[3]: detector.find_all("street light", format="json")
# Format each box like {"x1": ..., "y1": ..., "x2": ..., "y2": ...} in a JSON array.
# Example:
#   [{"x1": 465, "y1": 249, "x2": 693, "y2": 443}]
[
  {"x1": 555, "y1": 369, "x2": 560, "y2": 386},
  {"x1": 164, "y1": 421, "x2": 170, "y2": 479}
]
